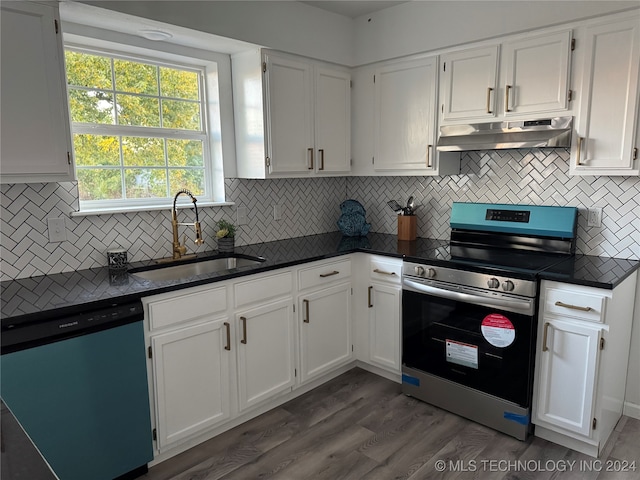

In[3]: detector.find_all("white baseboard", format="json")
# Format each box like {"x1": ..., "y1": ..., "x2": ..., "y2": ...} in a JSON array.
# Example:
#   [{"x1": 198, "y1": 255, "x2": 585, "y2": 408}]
[{"x1": 623, "y1": 401, "x2": 640, "y2": 420}]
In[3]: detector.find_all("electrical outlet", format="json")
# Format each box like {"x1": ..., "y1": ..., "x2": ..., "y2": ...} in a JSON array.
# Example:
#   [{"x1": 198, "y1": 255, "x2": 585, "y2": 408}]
[
  {"x1": 587, "y1": 207, "x2": 602, "y2": 228},
  {"x1": 236, "y1": 206, "x2": 248, "y2": 225},
  {"x1": 273, "y1": 204, "x2": 282, "y2": 221},
  {"x1": 47, "y1": 217, "x2": 67, "y2": 242}
]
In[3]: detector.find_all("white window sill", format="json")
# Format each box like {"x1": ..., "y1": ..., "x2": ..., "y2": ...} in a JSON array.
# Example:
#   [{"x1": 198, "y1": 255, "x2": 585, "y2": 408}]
[{"x1": 70, "y1": 201, "x2": 235, "y2": 217}]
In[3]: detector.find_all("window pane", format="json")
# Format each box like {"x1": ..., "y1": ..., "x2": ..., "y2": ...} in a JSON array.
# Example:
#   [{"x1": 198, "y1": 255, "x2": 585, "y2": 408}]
[
  {"x1": 169, "y1": 169, "x2": 204, "y2": 196},
  {"x1": 74, "y1": 134, "x2": 120, "y2": 166},
  {"x1": 68, "y1": 89, "x2": 115, "y2": 124},
  {"x1": 117, "y1": 94, "x2": 160, "y2": 127},
  {"x1": 160, "y1": 67, "x2": 199, "y2": 100},
  {"x1": 77, "y1": 169, "x2": 122, "y2": 201},
  {"x1": 122, "y1": 137, "x2": 165, "y2": 167},
  {"x1": 162, "y1": 100, "x2": 201, "y2": 130},
  {"x1": 114, "y1": 59, "x2": 158, "y2": 95},
  {"x1": 65, "y1": 51, "x2": 112, "y2": 90},
  {"x1": 167, "y1": 139, "x2": 203, "y2": 167},
  {"x1": 125, "y1": 169, "x2": 168, "y2": 198}
]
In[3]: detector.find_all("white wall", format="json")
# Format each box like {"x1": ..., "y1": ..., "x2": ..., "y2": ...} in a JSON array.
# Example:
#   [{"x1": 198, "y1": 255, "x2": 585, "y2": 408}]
[
  {"x1": 353, "y1": 1, "x2": 640, "y2": 65},
  {"x1": 83, "y1": 1, "x2": 639, "y2": 67},
  {"x1": 82, "y1": 0, "x2": 355, "y2": 65}
]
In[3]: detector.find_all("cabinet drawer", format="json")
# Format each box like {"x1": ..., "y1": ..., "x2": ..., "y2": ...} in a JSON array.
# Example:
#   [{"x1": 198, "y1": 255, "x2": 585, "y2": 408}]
[
  {"x1": 298, "y1": 259, "x2": 351, "y2": 290},
  {"x1": 148, "y1": 286, "x2": 227, "y2": 331},
  {"x1": 370, "y1": 257, "x2": 401, "y2": 284},
  {"x1": 544, "y1": 287, "x2": 606, "y2": 323},
  {"x1": 234, "y1": 271, "x2": 293, "y2": 308}
]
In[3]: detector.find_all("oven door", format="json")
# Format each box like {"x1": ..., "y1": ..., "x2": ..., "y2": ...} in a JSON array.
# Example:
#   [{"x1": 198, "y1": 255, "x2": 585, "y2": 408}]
[{"x1": 402, "y1": 277, "x2": 537, "y2": 407}]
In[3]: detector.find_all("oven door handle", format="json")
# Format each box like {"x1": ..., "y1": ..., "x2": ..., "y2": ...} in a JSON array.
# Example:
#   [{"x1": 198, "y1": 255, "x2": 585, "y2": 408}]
[{"x1": 403, "y1": 279, "x2": 532, "y2": 311}]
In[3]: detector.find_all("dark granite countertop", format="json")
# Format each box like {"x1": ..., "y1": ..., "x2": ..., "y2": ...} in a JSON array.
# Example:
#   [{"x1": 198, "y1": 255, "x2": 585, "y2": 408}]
[
  {"x1": 2, "y1": 232, "x2": 638, "y2": 322},
  {"x1": 539, "y1": 254, "x2": 640, "y2": 289}
]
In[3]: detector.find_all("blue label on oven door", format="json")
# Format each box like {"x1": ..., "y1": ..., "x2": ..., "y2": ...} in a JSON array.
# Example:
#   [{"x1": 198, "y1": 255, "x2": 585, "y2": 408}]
[
  {"x1": 504, "y1": 411, "x2": 529, "y2": 425},
  {"x1": 402, "y1": 373, "x2": 420, "y2": 386}
]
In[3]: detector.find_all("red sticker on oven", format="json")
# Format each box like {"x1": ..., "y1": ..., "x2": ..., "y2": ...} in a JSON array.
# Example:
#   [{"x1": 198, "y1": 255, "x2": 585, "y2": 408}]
[{"x1": 481, "y1": 313, "x2": 515, "y2": 348}]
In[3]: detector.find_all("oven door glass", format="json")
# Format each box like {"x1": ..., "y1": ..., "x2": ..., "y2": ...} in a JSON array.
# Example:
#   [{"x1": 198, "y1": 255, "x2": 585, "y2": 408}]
[{"x1": 402, "y1": 289, "x2": 536, "y2": 407}]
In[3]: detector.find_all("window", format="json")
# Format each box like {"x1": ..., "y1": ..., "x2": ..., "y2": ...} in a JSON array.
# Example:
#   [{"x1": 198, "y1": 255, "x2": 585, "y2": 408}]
[{"x1": 65, "y1": 47, "x2": 222, "y2": 212}]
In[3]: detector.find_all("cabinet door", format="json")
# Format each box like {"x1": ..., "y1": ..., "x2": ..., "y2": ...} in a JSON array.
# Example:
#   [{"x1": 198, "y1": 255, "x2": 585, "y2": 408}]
[
  {"x1": 368, "y1": 282, "x2": 401, "y2": 373},
  {"x1": 236, "y1": 299, "x2": 295, "y2": 411},
  {"x1": 502, "y1": 31, "x2": 571, "y2": 116},
  {"x1": 263, "y1": 54, "x2": 314, "y2": 175},
  {"x1": 571, "y1": 17, "x2": 640, "y2": 175},
  {"x1": 299, "y1": 283, "x2": 352, "y2": 382},
  {"x1": 440, "y1": 45, "x2": 499, "y2": 122},
  {"x1": 374, "y1": 57, "x2": 438, "y2": 172},
  {"x1": 534, "y1": 318, "x2": 601, "y2": 436},
  {"x1": 151, "y1": 319, "x2": 231, "y2": 449},
  {"x1": 0, "y1": 1, "x2": 73, "y2": 183},
  {"x1": 315, "y1": 67, "x2": 351, "y2": 174}
]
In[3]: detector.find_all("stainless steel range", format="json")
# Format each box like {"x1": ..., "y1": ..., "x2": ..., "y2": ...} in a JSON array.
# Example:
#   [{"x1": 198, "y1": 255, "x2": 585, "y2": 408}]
[{"x1": 401, "y1": 202, "x2": 577, "y2": 440}]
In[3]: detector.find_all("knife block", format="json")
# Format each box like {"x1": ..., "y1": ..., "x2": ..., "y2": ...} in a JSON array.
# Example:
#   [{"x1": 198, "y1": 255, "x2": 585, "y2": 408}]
[{"x1": 397, "y1": 215, "x2": 417, "y2": 241}]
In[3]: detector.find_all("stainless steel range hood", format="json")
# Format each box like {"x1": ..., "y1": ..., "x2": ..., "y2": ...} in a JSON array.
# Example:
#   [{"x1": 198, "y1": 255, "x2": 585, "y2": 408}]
[{"x1": 436, "y1": 116, "x2": 573, "y2": 152}]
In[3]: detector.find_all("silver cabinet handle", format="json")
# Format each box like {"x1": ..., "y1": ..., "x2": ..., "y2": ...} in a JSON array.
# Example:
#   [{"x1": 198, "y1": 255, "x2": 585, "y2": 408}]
[
  {"x1": 368, "y1": 286, "x2": 373, "y2": 308},
  {"x1": 224, "y1": 322, "x2": 231, "y2": 351},
  {"x1": 240, "y1": 316, "x2": 247, "y2": 344},
  {"x1": 319, "y1": 270, "x2": 339, "y2": 278},
  {"x1": 576, "y1": 136, "x2": 584, "y2": 166},
  {"x1": 373, "y1": 268, "x2": 397, "y2": 276},
  {"x1": 303, "y1": 299, "x2": 310, "y2": 323},
  {"x1": 505, "y1": 85, "x2": 512, "y2": 112},
  {"x1": 308, "y1": 148, "x2": 314, "y2": 170},
  {"x1": 542, "y1": 322, "x2": 550, "y2": 352},
  {"x1": 555, "y1": 301, "x2": 592, "y2": 312},
  {"x1": 486, "y1": 87, "x2": 493, "y2": 114},
  {"x1": 319, "y1": 149, "x2": 325, "y2": 171}
]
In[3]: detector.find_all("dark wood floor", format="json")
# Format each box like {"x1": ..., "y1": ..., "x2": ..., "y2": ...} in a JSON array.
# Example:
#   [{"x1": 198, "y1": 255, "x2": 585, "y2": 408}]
[{"x1": 142, "y1": 368, "x2": 640, "y2": 480}]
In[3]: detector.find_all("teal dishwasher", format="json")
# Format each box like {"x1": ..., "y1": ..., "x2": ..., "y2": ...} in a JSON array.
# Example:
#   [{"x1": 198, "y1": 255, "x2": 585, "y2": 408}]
[{"x1": 1, "y1": 300, "x2": 153, "y2": 480}]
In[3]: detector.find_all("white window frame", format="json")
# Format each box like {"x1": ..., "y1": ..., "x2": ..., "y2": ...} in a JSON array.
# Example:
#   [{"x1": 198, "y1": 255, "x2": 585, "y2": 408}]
[{"x1": 63, "y1": 30, "x2": 236, "y2": 216}]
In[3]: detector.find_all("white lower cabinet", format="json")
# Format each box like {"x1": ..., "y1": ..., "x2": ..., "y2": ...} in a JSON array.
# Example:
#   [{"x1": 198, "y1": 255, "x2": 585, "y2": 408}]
[
  {"x1": 235, "y1": 299, "x2": 295, "y2": 411},
  {"x1": 151, "y1": 318, "x2": 232, "y2": 450},
  {"x1": 532, "y1": 274, "x2": 637, "y2": 457},
  {"x1": 299, "y1": 283, "x2": 352, "y2": 382},
  {"x1": 145, "y1": 284, "x2": 232, "y2": 451},
  {"x1": 367, "y1": 257, "x2": 402, "y2": 374},
  {"x1": 534, "y1": 317, "x2": 601, "y2": 436},
  {"x1": 298, "y1": 259, "x2": 353, "y2": 383}
]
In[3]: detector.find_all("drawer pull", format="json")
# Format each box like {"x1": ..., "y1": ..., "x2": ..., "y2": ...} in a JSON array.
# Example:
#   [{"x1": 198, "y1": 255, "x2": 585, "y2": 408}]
[
  {"x1": 319, "y1": 270, "x2": 339, "y2": 278},
  {"x1": 240, "y1": 316, "x2": 247, "y2": 344},
  {"x1": 224, "y1": 322, "x2": 231, "y2": 351},
  {"x1": 486, "y1": 87, "x2": 493, "y2": 114},
  {"x1": 373, "y1": 268, "x2": 396, "y2": 276},
  {"x1": 303, "y1": 299, "x2": 310, "y2": 323},
  {"x1": 542, "y1": 322, "x2": 550, "y2": 352},
  {"x1": 368, "y1": 286, "x2": 373, "y2": 308},
  {"x1": 555, "y1": 301, "x2": 592, "y2": 312}
]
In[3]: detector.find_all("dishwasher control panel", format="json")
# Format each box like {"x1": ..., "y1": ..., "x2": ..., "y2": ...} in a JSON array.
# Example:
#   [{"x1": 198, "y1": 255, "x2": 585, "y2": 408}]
[{"x1": 1, "y1": 301, "x2": 144, "y2": 353}]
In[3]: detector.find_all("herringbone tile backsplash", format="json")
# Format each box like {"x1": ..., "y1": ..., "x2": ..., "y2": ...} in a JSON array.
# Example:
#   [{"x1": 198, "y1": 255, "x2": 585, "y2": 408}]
[{"x1": 2, "y1": 149, "x2": 639, "y2": 280}]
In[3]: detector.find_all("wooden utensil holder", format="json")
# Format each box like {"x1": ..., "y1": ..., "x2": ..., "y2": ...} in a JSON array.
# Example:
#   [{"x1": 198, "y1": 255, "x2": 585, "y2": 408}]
[{"x1": 397, "y1": 215, "x2": 417, "y2": 241}]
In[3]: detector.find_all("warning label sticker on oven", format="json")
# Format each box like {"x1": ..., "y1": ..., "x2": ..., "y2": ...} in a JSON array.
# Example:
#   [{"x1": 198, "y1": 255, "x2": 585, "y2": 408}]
[
  {"x1": 481, "y1": 313, "x2": 515, "y2": 348},
  {"x1": 446, "y1": 340, "x2": 478, "y2": 369}
]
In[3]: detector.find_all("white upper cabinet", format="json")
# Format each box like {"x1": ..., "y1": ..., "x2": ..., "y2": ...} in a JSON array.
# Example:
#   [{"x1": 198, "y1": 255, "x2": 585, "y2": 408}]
[
  {"x1": 570, "y1": 15, "x2": 640, "y2": 176},
  {"x1": 352, "y1": 56, "x2": 460, "y2": 176},
  {"x1": 440, "y1": 30, "x2": 572, "y2": 123},
  {"x1": 1, "y1": 1, "x2": 74, "y2": 184},
  {"x1": 232, "y1": 49, "x2": 350, "y2": 178},
  {"x1": 502, "y1": 31, "x2": 572, "y2": 116},
  {"x1": 440, "y1": 46, "x2": 499, "y2": 122}
]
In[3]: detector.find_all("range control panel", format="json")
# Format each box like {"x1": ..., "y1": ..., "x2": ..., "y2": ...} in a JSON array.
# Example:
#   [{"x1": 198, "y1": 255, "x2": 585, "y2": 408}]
[{"x1": 485, "y1": 209, "x2": 531, "y2": 223}]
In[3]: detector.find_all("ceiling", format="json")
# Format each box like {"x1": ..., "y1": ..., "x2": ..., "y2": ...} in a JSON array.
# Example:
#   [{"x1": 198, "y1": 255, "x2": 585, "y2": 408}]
[{"x1": 300, "y1": 1, "x2": 409, "y2": 18}]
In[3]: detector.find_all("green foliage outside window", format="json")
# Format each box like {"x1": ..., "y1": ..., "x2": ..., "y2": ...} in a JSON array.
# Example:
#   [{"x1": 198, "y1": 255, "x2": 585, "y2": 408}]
[{"x1": 66, "y1": 49, "x2": 207, "y2": 204}]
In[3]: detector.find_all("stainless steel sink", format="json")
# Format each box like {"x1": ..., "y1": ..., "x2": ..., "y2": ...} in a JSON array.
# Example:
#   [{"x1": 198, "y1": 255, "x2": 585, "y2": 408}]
[{"x1": 130, "y1": 255, "x2": 265, "y2": 282}]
